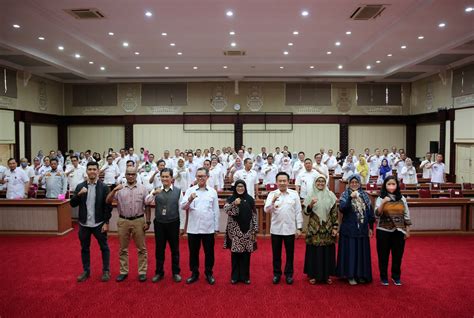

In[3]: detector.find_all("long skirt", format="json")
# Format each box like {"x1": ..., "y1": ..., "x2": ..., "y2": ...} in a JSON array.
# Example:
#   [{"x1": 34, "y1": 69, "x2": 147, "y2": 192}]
[
  {"x1": 336, "y1": 235, "x2": 372, "y2": 281},
  {"x1": 303, "y1": 244, "x2": 336, "y2": 282}
]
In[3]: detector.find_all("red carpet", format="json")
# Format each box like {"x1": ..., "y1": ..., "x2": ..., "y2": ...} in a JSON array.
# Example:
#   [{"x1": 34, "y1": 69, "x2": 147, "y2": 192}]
[{"x1": 0, "y1": 229, "x2": 473, "y2": 318}]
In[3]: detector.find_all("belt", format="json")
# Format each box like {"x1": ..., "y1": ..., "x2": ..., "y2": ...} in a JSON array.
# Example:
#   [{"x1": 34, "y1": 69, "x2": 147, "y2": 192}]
[{"x1": 119, "y1": 214, "x2": 144, "y2": 220}]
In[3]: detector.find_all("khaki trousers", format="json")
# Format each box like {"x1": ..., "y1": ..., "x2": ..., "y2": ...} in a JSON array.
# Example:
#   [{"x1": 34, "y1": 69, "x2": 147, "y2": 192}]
[{"x1": 117, "y1": 217, "x2": 148, "y2": 275}]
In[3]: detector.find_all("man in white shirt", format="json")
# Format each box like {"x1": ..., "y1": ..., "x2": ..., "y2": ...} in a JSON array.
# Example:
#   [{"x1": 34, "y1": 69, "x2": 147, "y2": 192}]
[
  {"x1": 320, "y1": 148, "x2": 329, "y2": 163},
  {"x1": 312, "y1": 153, "x2": 329, "y2": 182},
  {"x1": 295, "y1": 159, "x2": 321, "y2": 199},
  {"x1": 345, "y1": 149, "x2": 359, "y2": 165},
  {"x1": 259, "y1": 146, "x2": 268, "y2": 161},
  {"x1": 0, "y1": 164, "x2": 6, "y2": 191},
  {"x1": 264, "y1": 171, "x2": 303, "y2": 285},
  {"x1": 149, "y1": 160, "x2": 166, "y2": 190},
  {"x1": 273, "y1": 147, "x2": 283, "y2": 167},
  {"x1": 427, "y1": 154, "x2": 446, "y2": 183},
  {"x1": 2, "y1": 158, "x2": 29, "y2": 199},
  {"x1": 324, "y1": 149, "x2": 338, "y2": 171},
  {"x1": 420, "y1": 152, "x2": 433, "y2": 179},
  {"x1": 193, "y1": 149, "x2": 205, "y2": 168},
  {"x1": 185, "y1": 152, "x2": 198, "y2": 186},
  {"x1": 233, "y1": 158, "x2": 259, "y2": 199},
  {"x1": 81, "y1": 150, "x2": 95, "y2": 167},
  {"x1": 44, "y1": 158, "x2": 68, "y2": 199},
  {"x1": 100, "y1": 155, "x2": 119, "y2": 187},
  {"x1": 20, "y1": 158, "x2": 35, "y2": 186},
  {"x1": 262, "y1": 155, "x2": 279, "y2": 186},
  {"x1": 367, "y1": 148, "x2": 383, "y2": 177},
  {"x1": 139, "y1": 162, "x2": 155, "y2": 192},
  {"x1": 203, "y1": 160, "x2": 219, "y2": 190},
  {"x1": 162, "y1": 150, "x2": 174, "y2": 169},
  {"x1": 66, "y1": 155, "x2": 87, "y2": 191},
  {"x1": 247, "y1": 147, "x2": 255, "y2": 161},
  {"x1": 38, "y1": 156, "x2": 52, "y2": 188},
  {"x1": 393, "y1": 153, "x2": 407, "y2": 180},
  {"x1": 126, "y1": 147, "x2": 139, "y2": 164},
  {"x1": 115, "y1": 149, "x2": 128, "y2": 174},
  {"x1": 292, "y1": 152, "x2": 306, "y2": 181},
  {"x1": 363, "y1": 148, "x2": 371, "y2": 159},
  {"x1": 203, "y1": 149, "x2": 211, "y2": 161},
  {"x1": 180, "y1": 167, "x2": 220, "y2": 285},
  {"x1": 387, "y1": 146, "x2": 400, "y2": 168}
]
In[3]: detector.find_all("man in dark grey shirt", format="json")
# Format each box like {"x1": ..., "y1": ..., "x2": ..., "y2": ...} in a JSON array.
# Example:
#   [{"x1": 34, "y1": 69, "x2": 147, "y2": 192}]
[{"x1": 146, "y1": 168, "x2": 185, "y2": 283}]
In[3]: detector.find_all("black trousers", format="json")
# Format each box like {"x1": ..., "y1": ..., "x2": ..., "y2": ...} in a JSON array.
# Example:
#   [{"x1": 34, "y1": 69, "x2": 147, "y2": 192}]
[
  {"x1": 376, "y1": 229, "x2": 406, "y2": 280},
  {"x1": 78, "y1": 224, "x2": 110, "y2": 273},
  {"x1": 271, "y1": 234, "x2": 295, "y2": 277},
  {"x1": 154, "y1": 219, "x2": 181, "y2": 275},
  {"x1": 187, "y1": 233, "x2": 215, "y2": 277},
  {"x1": 231, "y1": 252, "x2": 251, "y2": 281}
]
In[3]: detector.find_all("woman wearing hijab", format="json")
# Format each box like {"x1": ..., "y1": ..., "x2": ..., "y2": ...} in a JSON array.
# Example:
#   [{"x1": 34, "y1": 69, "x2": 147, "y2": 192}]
[
  {"x1": 253, "y1": 155, "x2": 265, "y2": 180},
  {"x1": 375, "y1": 176, "x2": 412, "y2": 286},
  {"x1": 377, "y1": 158, "x2": 392, "y2": 185},
  {"x1": 337, "y1": 174, "x2": 375, "y2": 285},
  {"x1": 173, "y1": 157, "x2": 189, "y2": 193},
  {"x1": 303, "y1": 176, "x2": 338, "y2": 284},
  {"x1": 341, "y1": 155, "x2": 356, "y2": 181},
  {"x1": 400, "y1": 158, "x2": 417, "y2": 184},
  {"x1": 356, "y1": 155, "x2": 369, "y2": 184},
  {"x1": 224, "y1": 180, "x2": 258, "y2": 284},
  {"x1": 279, "y1": 157, "x2": 293, "y2": 179}
]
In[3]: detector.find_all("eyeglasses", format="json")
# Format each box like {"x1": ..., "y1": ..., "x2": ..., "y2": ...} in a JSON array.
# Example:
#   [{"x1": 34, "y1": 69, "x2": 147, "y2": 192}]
[{"x1": 196, "y1": 175, "x2": 207, "y2": 179}]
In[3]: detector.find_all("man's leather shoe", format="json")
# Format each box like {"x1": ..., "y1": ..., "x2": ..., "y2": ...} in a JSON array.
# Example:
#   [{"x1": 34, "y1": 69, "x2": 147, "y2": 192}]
[
  {"x1": 244, "y1": 280, "x2": 251, "y2": 285},
  {"x1": 173, "y1": 274, "x2": 182, "y2": 283},
  {"x1": 272, "y1": 276, "x2": 281, "y2": 284},
  {"x1": 186, "y1": 276, "x2": 199, "y2": 284},
  {"x1": 101, "y1": 271, "x2": 110, "y2": 282},
  {"x1": 152, "y1": 274, "x2": 164, "y2": 283},
  {"x1": 77, "y1": 271, "x2": 90, "y2": 282},
  {"x1": 138, "y1": 274, "x2": 147, "y2": 282},
  {"x1": 231, "y1": 279, "x2": 238, "y2": 284},
  {"x1": 206, "y1": 275, "x2": 216, "y2": 285},
  {"x1": 116, "y1": 274, "x2": 128, "y2": 282},
  {"x1": 286, "y1": 276, "x2": 294, "y2": 285}
]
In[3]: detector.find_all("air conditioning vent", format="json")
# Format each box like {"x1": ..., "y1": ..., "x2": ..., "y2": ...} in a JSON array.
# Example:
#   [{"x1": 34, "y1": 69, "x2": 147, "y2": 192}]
[
  {"x1": 350, "y1": 4, "x2": 386, "y2": 20},
  {"x1": 65, "y1": 8, "x2": 105, "y2": 19},
  {"x1": 223, "y1": 50, "x2": 246, "y2": 56}
]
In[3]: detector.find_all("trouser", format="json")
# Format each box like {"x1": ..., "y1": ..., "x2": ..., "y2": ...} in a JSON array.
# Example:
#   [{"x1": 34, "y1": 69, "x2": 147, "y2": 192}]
[
  {"x1": 376, "y1": 229, "x2": 406, "y2": 280},
  {"x1": 231, "y1": 252, "x2": 251, "y2": 281},
  {"x1": 78, "y1": 223, "x2": 110, "y2": 273},
  {"x1": 154, "y1": 219, "x2": 180, "y2": 275},
  {"x1": 271, "y1": 234, "x2": 295, "y2": 277},
  {"x1": 117, "y1": 216, "x2": 148, "y2": 275},
  {"x1": 187, "y1": 233, "x2": 215, "y2": 277}
]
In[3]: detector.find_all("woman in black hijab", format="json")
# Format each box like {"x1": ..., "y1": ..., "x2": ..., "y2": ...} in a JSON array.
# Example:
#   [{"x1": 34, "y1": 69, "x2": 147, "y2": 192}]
[{"x1": 224, "y1": 179, "x2": 258, "y2": 284}]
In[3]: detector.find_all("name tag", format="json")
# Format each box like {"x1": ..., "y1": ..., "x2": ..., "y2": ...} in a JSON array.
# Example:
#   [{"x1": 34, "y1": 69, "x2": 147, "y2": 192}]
[{"x1": 161, "y1": 207, "x2": 167, "y2": 216}]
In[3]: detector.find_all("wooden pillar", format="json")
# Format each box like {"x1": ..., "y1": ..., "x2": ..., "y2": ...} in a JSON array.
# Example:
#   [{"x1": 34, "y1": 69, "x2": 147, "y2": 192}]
[
  {"x1": 234, "y1": 122, "x2": 243, "y2": 150},
  {"x1": 339, "y1": 116, "x2": 349, "y2": 156},
  {"x1": 24, "y1": 122, "x2": 31, "y2": 161},
  {"x1": 405, "y1": 122, "x2": 416, "y2": 158},
  {"x1": 58, "y1": 123, "x2": 68, "y2": 153},
  {"x1": 448, "y1": 109, "x2": 456, "y2": 182}
]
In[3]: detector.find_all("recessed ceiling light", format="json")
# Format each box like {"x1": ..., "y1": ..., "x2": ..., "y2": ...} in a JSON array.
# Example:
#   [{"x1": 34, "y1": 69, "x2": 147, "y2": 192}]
[
  {"x1": 279, "y1": 66, "x2": 284, "y2": 69},
  {"x1": 327, "y1": 51, "x2": 332, "y2": 55},
  {"x1": 74, "y1": 53, "x2": 81, "y2": 58},
  {"x1": 223, "y1": 65, "x2": 228, "y2": 69},
  {"x1": 136, "y1": 66, "x2": 141, "y2": 70},
  {"x1": 58, "y1": 46, "x2": 64, "y2": 51},
  {"x1": 89, "y1": 61, "x2": 94, "y2": 64},
  {"x1": 230, "y1": 42, "x2": 236, "y2": 47},
  {"x1": 38, "y1": 36, "x2": 45, "y2": 40},
  {"x1": 466, "y1": 7, "x2": 473, "y2": 12},
  {"x1": 145, "y1": 11, "x2": 152, "y2": 17},
  {"x1": 335, "y1": 41, "x2": 341, "y2": 46},
  {"x1": 376, "y1": 60, "x2": 381, "y2": 64},
  {"x1": 12, "y1": 24, "x2": 20, "y2": 29},
  {"x1": 170, "y1": 43, "x2": 176, "y2": 46},
  {"x1": 438, "y1": 22, "x2": 446, "y2": 28},
  {"x1": 401, "y1": 45, "x2": 407, "y2": 49},
  {"x1": 346, "y1": 31, "x2": 352, "y2": 35},
  {"x1": 418, "y1": 35, "x2": 424, "y2": 39},
  {"x1": 301, "y1": 10, "x2": 309, "y2": 17},
  {"x1": 229, "y1": 31, "x2": 235, "y2": 35},
  {"x1": 177, "y1": 52, "x2": 182, "y2": 55},
  {"x1": 283, "y1": 51, "x2": 289, "y2": 55},
  {"x1": 338, "y1": 65, "x2": 343, "y2": 69},
  {"x1": 288, "y1": 42, "x2": 293, "y2": 46},
  {"x1": 387, "y1": 53, "x2": 393, "y2": 57},
  {"x1": 193, "y1": 66, "x2": 198, "y2": 69},
  {"x1": 293, "y1": 31, "x2": 299, "y2": 35},
  {"x1": 100, "y1": 66, "x2": 106, "y2": 71},
  {"x1": 161, "y1": 32, "x2": 167, "y2": 36},
  {"x1": 164, "y1": 66, "x2": 169, "y2": 70},
  {"x1": 366, "y1": 65, "x2": 372, "y2": 69},
  {"x1": 134, "y1": 51, "x2": 140, "y2": 55},
  {"x1": 108, "y1": 32, "x2": 114, "y2": 36},
  {"x1": 123, "y1": 42, "x2": 129, "y2": 47},
  {"x1": 309, "y1": 65, "x2": 315, "y2": 69},
  {"x1": 226, "y1": 10, "x2": 233, "y2": 17}
]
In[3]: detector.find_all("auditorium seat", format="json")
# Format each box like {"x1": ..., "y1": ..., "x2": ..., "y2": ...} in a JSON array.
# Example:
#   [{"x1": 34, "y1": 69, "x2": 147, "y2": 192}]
[
  {"x1": 399, "y1": 182, "x2": 406, "y2": 190},
  {"x1": 431, "y1": 183, "x2": 440, "y2": 190},
  {"x1": 366, "y1": 183, "x2": 378, "y2": 190},
  {"x1": 450, "y1": 189, "x2": 463, "y2": 198},
  {"x1": 265, "y1": 184, "x2": 277, "y2": 191},
  {"x1": 418, "y1": 189, "x2": 432, "y2": 198},
  {"x1": 462, "y1": 183, "x2": 472, "y2": 190}
]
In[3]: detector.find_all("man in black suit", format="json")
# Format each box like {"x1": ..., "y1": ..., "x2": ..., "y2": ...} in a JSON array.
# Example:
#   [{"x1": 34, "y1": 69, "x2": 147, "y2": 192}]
[{"x1": 70, "y1": 161, "x2": 112, "y2": 282}]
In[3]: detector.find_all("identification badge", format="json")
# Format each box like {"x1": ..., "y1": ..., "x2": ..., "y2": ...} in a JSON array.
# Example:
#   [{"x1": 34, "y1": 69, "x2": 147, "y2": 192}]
[{"x1": 162, "y1": 208, "x2": 167, "y2": 216}]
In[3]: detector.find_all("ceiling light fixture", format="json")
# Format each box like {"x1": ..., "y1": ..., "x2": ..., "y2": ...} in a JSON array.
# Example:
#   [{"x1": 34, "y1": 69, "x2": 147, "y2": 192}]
[
  {"x1": 170, "y1": 43, "x2": 175, "y2": 46},
  {"x1": 231, "y1": 42, "x2": 236, "y2": 47},
  {"x1": 134, "y1": 51, "x2": 140, "y2": 55},
  {"x1": 280, "y1": 66, "x2": 284, "y2": 69},
  {"x1": 418, "y1": 35, "x2": 424, "y2": 39},
  {"x1": 100, "y1": 66, "x2": 106, "y2": 71},
  {"x1": 366, "y1": 65, "x2": 372, "y2": 69},
  {"x1": 309, "y1": 65, "x2": 315, "y2": 69},
  {"x1": 283, "y1": 51, "x2": 289, "y2": 55},
  {"x1": 301, "y1": 10, "x2": 309, "y2": 16},
  {"x1": 145, "y1": 11, "x2": 152, "y2": 17},
  {"x1": 177, "y1": 52, "x2": 182, "y2": 55},
  {"x1": 288, "y1": 42, "x2": 293, "y2": 46},
  {"x1": 164, "y1": 66, "x2": 169, "y2": 70},
  {"x1": 136, "y1": 66, "x2": 141, "y2": 69},
  {"x1": 335, "y1": 41, "x2": 341, "y2": 46},
  {"x1": 401, "y1": 45, "x2": 407, "y2": 49},
  {"x1": 89, "y1": 61, "x2": 94, "y2": 64},
  {"x1": 123, "y1": 42, "x2": 129, "y2": 47},
  {"x1": 161, "y1": 32, "x2": 167, "y2": 36},
  {"x1": 376, "y1": 60, "x2": 381, "y2": 64},
  {"x1": 229, "y1": 31, "x2": 235, "y2": 35},
  {"x1": 38, "y1": 36, "x2": 45, "y2": 40},
  {"x1": 74, "y1": 53, "x2": 81, "y2": 58},
  {"x1": 466, "y1": 7, "x2": 473, "y2": 12},
  {"x1": 58, "y1": 46, "x2": 64, "y2": 50},
  {"x1": 193, "y1": 66, "x2": 198, "y2": 69},
  {"x1": 293, "y1": 31, "x2": 299, "y2": 35},
  {"x1": 12, "y1": 24, "x2": 20, "y2": 29},
  {"x1": 223, "y1": 65, "x2": 228, "y2": 69},
  {"x1": 346, "y1": 31, "x2": 352, "y2": 35},
  {"x1": 327, "y1": 51, "x2": 332, "y2": 55},
  {"x1": 108, "y1": 32, "x2": 114, "y2": 36},
  {"x1": 387, "y1": 53, "x2": 392, "y2": 57},
  {"x1": 338, "y1": 65, "x2": 343, "y2": 69},
  {"x1": 226, "y1": 10, "x2": 233, "y2": 17},
  {"x1": 438, "y1": 22, "x2": 446, "y2": 28}
]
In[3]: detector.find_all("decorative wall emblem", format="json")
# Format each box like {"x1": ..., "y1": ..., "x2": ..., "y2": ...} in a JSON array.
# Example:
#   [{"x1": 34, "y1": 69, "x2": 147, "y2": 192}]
[
  {"x1": 120, "y1": 84, "x2": 139, "y2": 113},
  {"x1": 425, "y1": 83, "x2": 434, "y2": 111},
  {"x1": 210, "y1": 85, "x2": 227, "y2": 112},
  {"x1": 336, "y1": 88, "x2": 351, "y2": 113},
  {"x1": 147, "y1": 106, "x2": 182, "y2": 114},
  {"x1": 247, "y1": 84, "x2": 263, "y2": 112},
  {"x1": 38, "y1": 81, "x2": 48, "y2": 111}
]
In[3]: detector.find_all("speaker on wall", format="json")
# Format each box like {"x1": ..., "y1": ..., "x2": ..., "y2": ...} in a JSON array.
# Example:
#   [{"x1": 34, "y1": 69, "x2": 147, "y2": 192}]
[{"x1": 429, "y1": 141, "x2": 439, "y2": 154}]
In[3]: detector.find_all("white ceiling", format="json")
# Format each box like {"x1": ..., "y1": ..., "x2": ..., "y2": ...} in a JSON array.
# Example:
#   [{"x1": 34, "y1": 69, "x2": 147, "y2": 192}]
[{"x1": 0, "y1": 0, "x2": 473, "y2": 83}]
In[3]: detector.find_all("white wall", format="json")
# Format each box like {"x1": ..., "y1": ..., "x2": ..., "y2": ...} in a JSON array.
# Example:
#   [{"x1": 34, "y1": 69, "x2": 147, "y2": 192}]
[
  {"x1": 243, "y1": 124, "x2": 339, "y2": 156},
  {"x1": 454, "y1": 108, "x2": 474, "y2": 143},
  {"x1": 349, "y1": 125, "x2": 406, "y2": 155},
  {"x1": 0, "y1": 109, "x2": 15, "y2": 143},
  {"x1": 416, "y1": 123, "x2": 439, "y2": 158},
  {"x1": 31, "y1": 124, "x2": 58, "y2": 156},
  {"x1": 68, "y1": 125, "x2": 124, "y2": 154},
  {"x1": 134, "y1": 124, "x2": 234, "y2": 156}
]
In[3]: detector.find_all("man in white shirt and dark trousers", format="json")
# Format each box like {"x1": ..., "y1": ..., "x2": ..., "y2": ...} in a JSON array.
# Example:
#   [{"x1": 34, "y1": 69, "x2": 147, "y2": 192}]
[
  {"x1": 180, "y1": 167, "x2": 220, "y2": 285},
  {"x1": 100, "y1": 155, "x2": 120, "y2": 189},
  {"x1": 2, "y1": 158, "x2": 29, "y2": 199},
  {"x1": 233, "y1": 158, "x2": 259, "y2": 199},
  {"x1": 264, "y1": 172, "x2": 303, "y2": 285}
]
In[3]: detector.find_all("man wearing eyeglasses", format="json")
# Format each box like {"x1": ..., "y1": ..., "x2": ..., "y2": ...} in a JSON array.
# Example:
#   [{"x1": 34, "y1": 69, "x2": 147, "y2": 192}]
[{"x1": 180, "y1": 167, "x2": 220, "y2": 285}]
